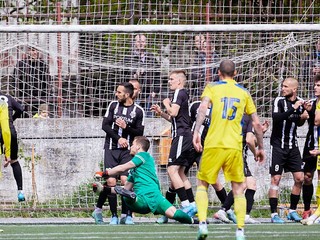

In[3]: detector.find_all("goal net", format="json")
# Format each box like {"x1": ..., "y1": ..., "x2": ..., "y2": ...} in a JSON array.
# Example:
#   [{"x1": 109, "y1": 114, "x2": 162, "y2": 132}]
[{"x1": 0, "y1": 0, "x2": 319, "y2": 219}]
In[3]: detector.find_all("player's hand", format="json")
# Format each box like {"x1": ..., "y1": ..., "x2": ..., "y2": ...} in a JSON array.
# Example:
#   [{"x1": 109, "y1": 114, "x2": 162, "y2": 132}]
[
  {"x1": 303, "y1": 100, "x2": 313, "y2": 112},
  {"x1": 4, "y1": 156, "x2": 10, "y2": 168},
  {"x1": 293, "y1": 100, "x2": 304, "y2": 110},
  {"x1": 300, "y1": 110, "x2": 309, "y2": 120},
  {"x1": 118, "y1": 138, "x2": 128, "y2": 148},
  {"x1": 115, "y1": 117, "x2": 127, "y2": 129},
  {"x1": 192, "y1": 131, "x2": 203, "y2": 152},
  {"x1": 255, "y1": 149, "x2": 265, "y2": 163},
  {"x1": 150, "y1": 104, "x2": 161, "y2": 114},
  {"x1": 309, "y1": 149, "x2": 320, "y2": 157},
  {"x1": 262, "y1": 120, "x2": 270, "y2": 134}
]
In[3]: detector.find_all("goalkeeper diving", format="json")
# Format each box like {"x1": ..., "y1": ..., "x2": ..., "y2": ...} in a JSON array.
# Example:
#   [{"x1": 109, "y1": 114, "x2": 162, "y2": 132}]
[{"x1": 93, "y1": 136, "x2": 194, "y2": 224}]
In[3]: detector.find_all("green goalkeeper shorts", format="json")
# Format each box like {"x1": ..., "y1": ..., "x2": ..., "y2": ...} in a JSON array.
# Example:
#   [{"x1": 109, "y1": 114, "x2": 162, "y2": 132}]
[{"x1": 124, "y1": 194, "x2": 172, "y2": 215}]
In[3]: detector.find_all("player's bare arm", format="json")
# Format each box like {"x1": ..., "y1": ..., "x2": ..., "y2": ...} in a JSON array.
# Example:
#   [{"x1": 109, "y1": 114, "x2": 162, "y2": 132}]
[
  {"x1": 192, "y1": 97, "x2": 210, "y2": 152},
  {"x1": 106, "y1": 161, "x2": 136, "y2": 176},
  {"x1": 163, "y1": 98, "x2": 180, "y2": 117},
  {"x1": 250, "y1": 112, "x2": 265, "y2": 163},
  {"x1": 150, "y1": 104, "x2": 171, "y2": 122}
]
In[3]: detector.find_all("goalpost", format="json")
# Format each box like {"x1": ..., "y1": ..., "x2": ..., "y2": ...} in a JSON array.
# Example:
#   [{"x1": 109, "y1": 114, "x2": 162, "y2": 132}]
[{"x1": 0, "y1": 0, "x2": 319, "y2": 218}]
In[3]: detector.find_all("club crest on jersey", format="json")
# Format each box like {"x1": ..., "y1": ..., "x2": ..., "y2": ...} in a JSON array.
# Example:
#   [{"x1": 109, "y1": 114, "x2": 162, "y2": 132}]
[{"x1": 130, "y1": 111, "x2": 136, "y2": 118}]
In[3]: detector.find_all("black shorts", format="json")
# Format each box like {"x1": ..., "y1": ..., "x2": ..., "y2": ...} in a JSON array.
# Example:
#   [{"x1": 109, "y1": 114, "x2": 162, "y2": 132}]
[
  {"x1": 104, "y1": 148, "x2": 132, "y2": 176},
  {"x1": 0, "y1": 127, "x2": 18, "y2": 160},
  {"x1": 243, "y1": 147, "x2": 252, "y2": 177},
  {"x1": 270, "y1": 146, "x2": 303, "y2": 175},
  {"x1": 184, "y1": 148, "x2": 201, "y2": 174},
  {"x1": 302, "y1": 150, "x2": 317, "y2": 173},
  {"x1": 168, "y1": 134, "x2": 193, "y2": 167}
]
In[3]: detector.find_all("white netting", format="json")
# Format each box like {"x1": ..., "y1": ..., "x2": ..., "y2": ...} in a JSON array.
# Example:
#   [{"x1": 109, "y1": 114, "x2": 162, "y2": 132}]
[{"x1": 0, "y1": 0, "x2": 319, "y2": 217}]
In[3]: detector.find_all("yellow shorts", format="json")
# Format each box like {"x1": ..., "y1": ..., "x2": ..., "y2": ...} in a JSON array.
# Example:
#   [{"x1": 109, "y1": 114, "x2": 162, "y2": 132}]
[
  {"x1": 317, "y1": 156, "x2": 320, "y2": 171},
  {"x1": 197, "y1": 148, "x2": 244, "y2": 184}
]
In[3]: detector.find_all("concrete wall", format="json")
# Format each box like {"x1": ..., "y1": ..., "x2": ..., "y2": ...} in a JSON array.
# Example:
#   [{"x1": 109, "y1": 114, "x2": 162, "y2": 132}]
[{"x1": 0, "y1": 118, "x2": 170, "y2": 203}]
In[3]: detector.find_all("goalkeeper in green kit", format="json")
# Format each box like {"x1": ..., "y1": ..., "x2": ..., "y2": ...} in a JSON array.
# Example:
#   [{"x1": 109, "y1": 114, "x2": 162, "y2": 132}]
[{"x1": 95, "y1": 136, "x2": 193, "y2": 224}]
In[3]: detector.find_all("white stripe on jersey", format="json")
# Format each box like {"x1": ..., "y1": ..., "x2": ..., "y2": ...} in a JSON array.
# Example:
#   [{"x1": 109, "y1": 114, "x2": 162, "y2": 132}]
[{"x1": 176, "y1": 135, "x2": 183, "y2": 159}]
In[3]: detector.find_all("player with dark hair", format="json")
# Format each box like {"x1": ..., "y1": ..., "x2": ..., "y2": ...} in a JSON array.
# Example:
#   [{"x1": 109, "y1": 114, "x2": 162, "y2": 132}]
[
  {"x1": 269, "y1": 77, "x2": 309, "y2": 223},
  {"x1": 92, "y1": 82, "x2": 145, "y2": 225},
  {"x1": 301, "y1": 74, "x2": 320, "y2": 220},
  {"x1": 151, "y1": 69, "x2": 196, "y2": 224},
  {"x1": 193, "y1": 59, "x2": 265, "y2": 240},
  {"x1": 0, "y1": 92, "x2": 25, "y2": 202},
  {"x1": 301, "y1": 74, "x2": 320, "y2": 225},
  {"x1": 95, "y1": 136, "x2": 193, "y2": 224}
]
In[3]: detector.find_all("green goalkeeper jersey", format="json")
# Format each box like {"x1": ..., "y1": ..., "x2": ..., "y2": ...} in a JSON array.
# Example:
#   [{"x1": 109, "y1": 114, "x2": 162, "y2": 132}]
[{"x1": 127, "y1": 152, "x2": 162, "y2": 210}]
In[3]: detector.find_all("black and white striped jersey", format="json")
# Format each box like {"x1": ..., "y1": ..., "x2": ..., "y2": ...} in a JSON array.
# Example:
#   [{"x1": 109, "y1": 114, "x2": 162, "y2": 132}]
[
  {"x1": 170, "y1": 89, "x2": 192, "y2": 138},
  {"x1": 303, "y1": 98, "x2": 318, "y2": 151},
  {"x1": 102, "y1": 101, "x2": 145, "y2": 150},
  {"x1": 189, "y1": 100, "x2": 210, "y2": 145},
  {"x1": 270, "y1": 96, "x2": 305, "y2": 149}
]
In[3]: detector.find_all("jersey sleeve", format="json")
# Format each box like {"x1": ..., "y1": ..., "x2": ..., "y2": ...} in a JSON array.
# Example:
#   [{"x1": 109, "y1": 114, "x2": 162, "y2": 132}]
[
  {"x1": 244, "y1": 92, "x2": 257, "y2": 115},
  {"x1": 131, "y1": 154, "x2": 145, "y2": 167},
  {"x1": 172, "y1": 89, "x2": 186, "y2": 106}
]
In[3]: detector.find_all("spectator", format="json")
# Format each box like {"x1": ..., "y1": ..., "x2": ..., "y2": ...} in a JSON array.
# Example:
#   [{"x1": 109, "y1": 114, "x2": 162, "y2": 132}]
[
  {"x1": 192, "y1": 60, "x2": 265, "y2": 240},
  {"x1": 190, "y1": 34, "x2": 219, "y2": 100},
  {"x1": 301, "y1": 39, "x2": 320, "y2": 98},
  {"x1": 0, "y1": 92, "x2": 25, "y2": 202},
  {"x1": 14, "y1": 46, "x2": 51, "y2": 117},
  {"x1": 92, "y1": 82, "x2": 145, "y2": 225},
  {"x1": 269, "y1": 77, "x2": 309, "y2": 223},
  {"x1": 123, "y1": 35, "x2": 161, "y2": 116},
  {"x1": 33, "y1": 103, "x2": 50, "y2": 119}
]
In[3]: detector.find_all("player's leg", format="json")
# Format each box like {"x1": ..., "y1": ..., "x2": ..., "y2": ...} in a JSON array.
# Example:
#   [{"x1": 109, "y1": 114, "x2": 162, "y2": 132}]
[
  {"x1": 269, "y1": 146, "x2": 285, "y2": 223},
  {"x1": 223, "y1": 148, "x2": 246, "y2": 239},
  {"x1": 118, "y1": 150, "x2": 134, "y2": 224},
  {"x1": 9, "y1": 131, "x2": 25, "y2": 202},
  {"x1": 196, "y1": 148, "x2": 223, "y2": 240},
  {"x1": 302, "y1": 154, "x2": 316, "y2": 219},
  {"x1": 212, "y1": 181, "x2": 230, "y2": 223},
  {"x1": 286, "y1": 148, "x2": 304, "y2": 222},
  {"x1": 167, "y1": 136, "x2": 193, "y2": 209},
  {"x1": 245, "y1": 176, "x2": 259, "y2": 223}
]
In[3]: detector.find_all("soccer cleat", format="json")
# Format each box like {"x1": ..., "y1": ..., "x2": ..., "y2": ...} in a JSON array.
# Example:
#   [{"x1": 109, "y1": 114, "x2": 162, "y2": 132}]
[
  {"x1": 156, "y1": 215, "x2": 169, "y2": 224},
  {"x1": 114, "y1": 186, "x2": 136, "y2": 199},
  {"x1": 18, "y1": 192, "x2": 25, "y2": 202},
  {"x1": 245, "y1": 215, "x2": 260, "y2": 224},
  {"x1": 302, "y1": 210, "x2": 312, "y2": 219},
  {"x1": 226, "y1": 209, "x2": 237, "y2": 224},
  {"x1": 271, "y1": 214, "x2": 284, "y2": 223},
  {"x1": 92, "y1": 211, "x2": 104, "y2": 224},
  {"x1": 92, "y1": 182, "x2": 103, "y2": 194},
  {"x1": 109, "y1": 216, "x2": 119, "y2": 225},
  {"x1": 181, "y1": 204, "x2": 196, "y2": 218},
  {"x1": 197, "y1": 223, "x2": 208, "y2": 240},
  {"x1": 236, "y1": 229, "x2": 245, "y2": 240},
  {"x1": 287, "y1": 211, "x2": 302, "y2": 222},
  {"x1": 214, "y1": 209, "x2": 231, "y2": 223},
  {"x1": 301, "y1": 214, "x2": 319, "y2": 225},
  {"x1": 125, "y1": 216, "x2": 134, "y2": 225},
  {"x1": 119, "y1": 216, "x2": 126, "y2": 224}
]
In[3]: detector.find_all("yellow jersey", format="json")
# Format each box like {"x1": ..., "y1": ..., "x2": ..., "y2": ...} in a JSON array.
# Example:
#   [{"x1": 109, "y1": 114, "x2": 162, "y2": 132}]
[
  {"x1": 202, "y1": 79, "x2": 256, "y2": 151},
  {"x1": 0, "y1": 100, "x2": 11, "y2": 157}
]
